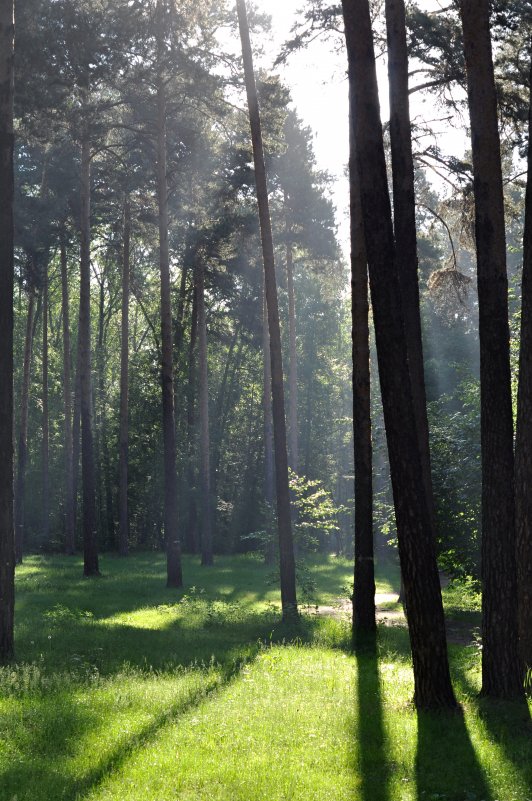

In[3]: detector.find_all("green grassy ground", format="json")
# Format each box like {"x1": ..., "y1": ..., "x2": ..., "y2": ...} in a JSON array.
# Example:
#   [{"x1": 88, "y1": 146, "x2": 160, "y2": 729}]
[{"x1": 1, "y1": 553, "x2": 530, "y2": 801}]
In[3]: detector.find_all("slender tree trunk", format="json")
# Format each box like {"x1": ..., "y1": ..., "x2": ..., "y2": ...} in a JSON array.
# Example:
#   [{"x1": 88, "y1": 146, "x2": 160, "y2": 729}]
[
  {"x1": 79, "y1": 134, "x2": 99, "y2": 577},
  {"x1": 60, "y1": 231, "x2": 75, "y2": 554},
  {"x1": 263, "y1": 288, "x2": 275, "y2": 565},
  {"x1": 349, "y1": 111, "x2": 375, "y2": 640},
  {"x1": 185, "y1": 287, "x2": 198, "y2": 553},
  {"x1": 72, "y1": 333, "x2": 81, "y2": 544},
  {"x1": 459, "y1": 0, "x2": 523, "y2": 700},
  {"x1": 342, "y1": 0, "x2": 456, "y2": 709},
  {"x1": 516, "y1": 58, "x2": 532, "y2": 675},
  {"x1": 385, "y1": 0, "x2": 435, "y2": 532},
  {"x1": 0, "y1": 0, "x2": 15, "y2": 662},
  {"x1": 196, "y1": 261, "x2": 213, "y2": 566},
  {"x1": 237, "y1": 0, "x2": 297, "y2": 620},
  {"x1": 15, "y1": 289, "x2": 36, "y2": 564},
  {"x1": 284, "y1": 202, "x2": 298, "y2": 474},
  {"x1": 118, "y1": 195, "x2": 130, "y2": 556},
  {"x1": 42, "y1": 263, "x2": 50, "y2": 543},
  {"x1": 156, "y1": 8, "x2": 182, "y2": 585}
]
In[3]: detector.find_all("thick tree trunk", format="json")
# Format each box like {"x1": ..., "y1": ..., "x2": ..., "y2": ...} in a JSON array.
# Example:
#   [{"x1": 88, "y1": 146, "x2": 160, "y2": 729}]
[
  {"x1": 156, "y1": 13, "x2": 182, "y2": 586},
  {"x1": 349, "y1": 111, "x2": 375, "y2": 640},
  {"x1": 0, "y1": 0, "x2": 15, "y2": 662},
  {"x1": 15, "y1": 289, "x2": 36, "y2": 564},
  {"x1": 196, "y1": 261, "x2": 213, "y2": 566},
  {"x1": 79, "y1": 134, "x2": 99, "y2": 577},
  {"x1": 385, "y1": 0, "x2": 435, "y2": 532},
  {"x1": 342, "y1": 0, "x2": 456, "y2": 709},
  {"x1": 42, "y1": 264, "x2": 50, "y2": 543},
  {"x1": 60, "y1": 231, "x2": 75, "y2": 554},
  {"x1": 185, "y1": 287, "x2": 198, "y2": 553},
  {"x1": 118, "y1": 195, "x2": 130, "y2": 556},
  {"x1": 237, "y1": 0, "x2": 298, "y2": 620},
  {"x1": 515, "y1": 59, "x2": 532, "y2": 675},
  {"x1": 459, "y1": 0, "x2": 523, "y2": 700}
]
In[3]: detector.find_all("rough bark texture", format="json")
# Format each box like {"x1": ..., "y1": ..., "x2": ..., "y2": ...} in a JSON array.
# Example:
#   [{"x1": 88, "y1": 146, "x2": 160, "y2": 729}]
[
  {"x1": 156, "y1": 4, "x2": 182, "y2": 586},
  {"x1": 60, "y1": 231, "x2": 75, "y2": 554},
  {"x1": 79, "y1": 135, "x2": 100, "y2": 577},
  {"x1": 118, "y1": 196, "x2": 130, "y2": 556},
  {"x1": 342, "y1": 0, "x2": 456, "y2": 709},
  {"x1": 385, "y1": 0, "x2": 435, "y2": 532},
  {"x1": 349, "y1": 109, "x2": 375, "y2": 639},
  {"x1": 514, "y1": 59, "x2": 532, "y2": 675},
  {"x1": 0, "y1": 0, "x2": 15, "y2": 662},
  {"x1": 237, "y1": 0, "x2": 298, "y2": 620},
  {"x1": 196, "y1": 261, "x2": 213, "y2": 566},
  {"x1": 459, "y1": 0, "x2": 523, "y2": 699},
  {"x1": 15, "y1": 290, "x2": 35, "y2": 564},
  {"x1": 42, "y1": 265, "x2": 50, "y2": 543}
]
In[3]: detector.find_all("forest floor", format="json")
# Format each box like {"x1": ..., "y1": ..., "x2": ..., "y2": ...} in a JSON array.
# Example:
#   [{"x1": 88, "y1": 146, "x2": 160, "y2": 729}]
[{"x1": 1, "y1": 553, "x2": 531, "y2": 801}]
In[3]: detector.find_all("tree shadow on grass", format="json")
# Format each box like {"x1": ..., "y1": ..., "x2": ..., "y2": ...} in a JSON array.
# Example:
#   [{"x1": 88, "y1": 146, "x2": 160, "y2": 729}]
[
  {"x1": 452, "y1": 662, "x2": 532, "y2": 793},
  {"x1": 1, "y1": 612, "x2": 314, "y2": 801},
  {"x1": 416, "y1": 706, "x2": 493, "y2": 801},
  {"x1": 353, "y1": 634, "x2": 390, "y2": 801}
]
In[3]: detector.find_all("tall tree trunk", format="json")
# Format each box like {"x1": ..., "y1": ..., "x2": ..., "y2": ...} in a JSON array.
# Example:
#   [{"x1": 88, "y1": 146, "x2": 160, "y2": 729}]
[
  {"x1": 118, "y1": 195, "x2": 130, "y2": 556},
  {"x1": 342, "y1": 0, "x2": 456, "y2": 709},
  {"x1": 237, "y1": 0, "x2": 298, "y2": 620},
  {"x1": 156, "y1": 2, "x2": 182, "y2": 587},
  {"x1": 196, "y1": 261, "x2": 213, "y2": 566},
  {"x1": 459, "y1": 0, "x2": 523, "y2": 700},
  {"x1": 42, "y1": 263, "x2": 50, "y2": 543},
  {"x1": 0, "y1": 0, "x2": 15, "y2": 662},
  {"x1": 349, "y1": 114, "x2": 375, "y2": 640},
  {"x1": 79, "y1": 134, "x2": 99, "y2": 577},
  {"x1": 71, "y1": 332, "x2": 82, "y2": 545},
  {"x1": 60, "y1": 230, "x2": 75, "y2": 554},
  {"x1": 263, "y1": 288, "x2": 275, "y2": 564},
  {"x1": 516, "y1": 58, "x2": 532, "y2": 675},
  {"x1": 284, "y1": 202, "x2": 298, "y2": 474},
  {"x1": 15, "y1": 289, "x2": 36, "y2": 564},
  {"x1": 385, "y1": 0, "x2": 435, "y2": 533},
  {"x1": 185, "y1": 287, "x2": 198, "y2": 553}
]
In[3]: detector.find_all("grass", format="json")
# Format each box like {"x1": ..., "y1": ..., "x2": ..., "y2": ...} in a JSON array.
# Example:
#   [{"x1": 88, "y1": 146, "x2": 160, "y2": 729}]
[{"x1": 1, "y1": 553, "x2": 531, "y2": 801}]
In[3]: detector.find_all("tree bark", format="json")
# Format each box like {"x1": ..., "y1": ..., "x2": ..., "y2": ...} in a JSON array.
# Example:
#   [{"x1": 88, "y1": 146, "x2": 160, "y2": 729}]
[
  {"x1": 237, "y1": 0, "x2": 298, "y2": 620},
  {"x1": 284, "y1": 205, "x2": 298, "y2": 474},
  {"x1": 263, "y1": 287, "x2": 275, "y2": 564},
  {"x1": 118, "y1": 195, "x2": 130, "y2": 556},
  {"x1": 41, "y1": 263, "x2": 50, "y2": 543},
  {"x1": 516, "y1": 57, "x2": 532, "y2": 675},
  {"x1": 15, "y1": 289, "x2": 36, "y2": 564},
  {"x1": 0, "y1": 0, "x2": 15, "y2": 662},
  {"x1": 60, "y1": 230, "x2": 75, "y2": 554},
  {"x1": 79, "y1": 134, "x2": 99, "y2": 577},
  {"x1": 342, "y1": 0, "x2": 456, "y2": 709},
  {"x1": 459, "y1": 0, "x2": 523, "y2": 699},
  {"x1": 185, "y1": 286, "x2": 198, "y2": 553},
  {"x1": 156, "y1": 0, "x2": 182, "y2": 587},
  {"x1": 71, "y1": 330, "x2": 82, "y2": 545},
  {"x1": 385, "y1": 0, "x2": 436, "y2": 532},
  {"x1": 196, "y1": 260, "x2": 213, "y2": 566},
  {"x1": 349, "y1": 111, "x2": 375, "y2": 640}
]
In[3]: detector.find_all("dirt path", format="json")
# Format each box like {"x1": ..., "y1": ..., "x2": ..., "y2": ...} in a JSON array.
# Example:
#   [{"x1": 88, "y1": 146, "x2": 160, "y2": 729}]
[{"x1": 312, "y1": 590, "x2": 479, "y2": 646}]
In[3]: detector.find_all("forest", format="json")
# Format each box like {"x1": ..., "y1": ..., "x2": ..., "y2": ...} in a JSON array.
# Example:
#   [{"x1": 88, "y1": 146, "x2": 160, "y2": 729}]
[{"x1": 0, "y1": 0, "x2": 532, "y2": 799}]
